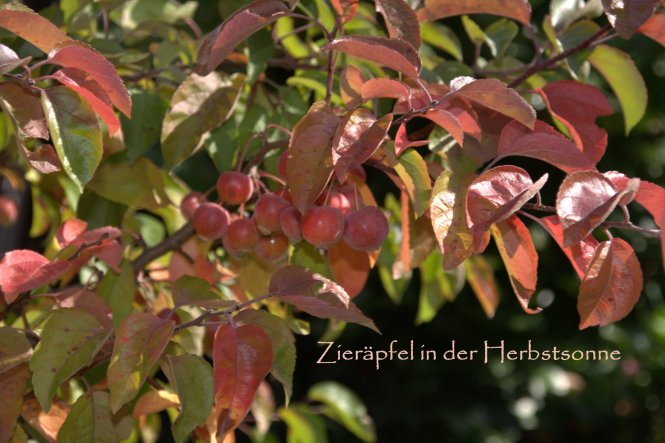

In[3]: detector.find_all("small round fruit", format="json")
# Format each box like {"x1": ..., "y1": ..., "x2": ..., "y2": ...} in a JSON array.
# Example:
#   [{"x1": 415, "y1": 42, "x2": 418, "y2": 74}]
[
  {"x1": 343, "y1": 206, "x2": 389, "y2": 251},
  {"x1": 253, "y1": 193, "x2": 291, "y2": 234},
  {"x1": 217, "y1": 171, "x2": 254, "y2": 205},
  {"x1": 254, "y1": 233, "x2": 289, "y2": 263},
  {"x1": 301, "y1": 206, "x2": 344, "y2": 248},
  {"x1": 327, "y1": 191, "x2": 353, "y2": 215},
  {"x1": 222, "y1": 218, "x2": 259, "y2": 255},
  {"x1": 279, "y1": 206, "x2": 302, "y2": 243},
  {"x1": 180, "y1": 192, "x2": 206, "y2": 220},
  {"x1": 192, "y1": 202, "x2": 230, "y2": 239},
  {"x1": 0, "y1": 196, "x2": 18, "y2": 227}
]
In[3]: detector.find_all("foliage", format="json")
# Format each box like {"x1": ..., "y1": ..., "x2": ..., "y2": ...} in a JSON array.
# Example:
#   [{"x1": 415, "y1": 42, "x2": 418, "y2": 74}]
[{"x1": 0, "y1": 0, "x2": 664, "y2": 441}]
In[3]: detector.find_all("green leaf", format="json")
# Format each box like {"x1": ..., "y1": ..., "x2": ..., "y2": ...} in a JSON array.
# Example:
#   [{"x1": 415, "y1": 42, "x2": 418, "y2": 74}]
[
  {"x1": 235, "y1": 310, "x2": 296, "y2": 404},
  {"x1": 122, "y1": 88, "x2": 167, "y2": 164},
  {"x1": 461, "y1": 15, "x2": 493, "y2": 53},
  {"x1": 247, "y1": 29, "x2": 274, "y2": 84},
  {"x1": 0, "y1": 327, "x2": 32, "y2": 442},
  {"x1": 161, "y1": 72, "x2": 245, "y2": 169},
  {"x1": 416, "y1": 251, "x2": 464, "y2": 324},
  {"x1": 485, "y1": 18, "x2": 518, "y2": 58},
  {"x1": 588, "y1": 44, "x2": 647, "y2": 135},
  {"x1": 87, "y1": 156, "x2": 169, "y2": 209},
  {"x1": 77, "y1": 190, "x2": 127, "y2": 230},
  {"x1": 394, "y1": 149, "x2": 432, "y2": 218},
  {"x1": 108, "y1": 313, "x2": 175, "y2": 413},
  {"x1": 41, "y1": 86, "x2": 102, "y2": 191},
  {"x1": 421, "y1": 22, "x2": 462, "y2": 61},
  {"x1": 172, "y1": 275, "x2": 218, "y2": 307},
  {"x1": 30, "y1": 308, "x2": 110, "y2": 411},
  {"x1": 279, "y1": 405, "x2": 328, "y2": 443},
  {"x1": 165, "y1": 354, "x2": 214, "y2": 443},
  {"x1": 558, "y1": 19, "x2": 600, "y2": 78},
  {"x1": 98, "y1": 260, "x2": 136, "y2": 329},
  {"x1": 58, "y1": 391, "x2": 123, "y2": 443},
  {"x1": 308, "y1": 381, "x2": 376, "y2": 442},
  {"x1": 274, "y1": 17, "x2": 312, "y2": 59}
]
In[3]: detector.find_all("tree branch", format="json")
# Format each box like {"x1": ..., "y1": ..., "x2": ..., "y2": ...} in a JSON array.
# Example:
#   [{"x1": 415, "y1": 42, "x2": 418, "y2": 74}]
[
  {"x1": 174, "y1": 294, "x2": 272, "y2": 331},
  {"x1": 131, "y1": 223, "x2": 195, "y2": 274}
]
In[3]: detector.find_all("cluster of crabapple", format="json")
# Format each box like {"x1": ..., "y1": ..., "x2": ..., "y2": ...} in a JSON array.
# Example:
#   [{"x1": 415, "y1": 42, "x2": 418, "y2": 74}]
[{"x1": 180, "y1": 153, "x2": 390, "y2": 263}]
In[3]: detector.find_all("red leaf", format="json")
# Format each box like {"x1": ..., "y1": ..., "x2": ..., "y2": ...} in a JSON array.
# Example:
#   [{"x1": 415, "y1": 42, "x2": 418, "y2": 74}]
[
  {"x1": 339, "y1": 66, "x2": 365, "y2": 109},
  {"x1": 536, "y1": 80, "x2": 613, "y2": 164},
  {"x1": 331, "y1": 0, "x2": 359, "y2": 22},
  {"x1": 466, "y1": 165, "x2": 547, "y2": 251},
  {"x1": 195, "y1": 0, "x2": 289, "y2": 75},
  {"x1": 55, "y1": 218, "x2": 123, "y2": 271},
  {"x1": 332, "y1": 109, "x2": 392, "y2": 182},
  {"x1": 51, "y1": 68, "x2": 120, "y2": 135},
  {"x1": 491, "y1": 215, "x2": 541, "y2": 314},
  {"x1": 602, "y1": 0, "x2": 661, "y2": 38},
  {"x1": 556, "y1": 171, "x2": 639, "y2": 246},
  {"x1": 328, "y1": 239, "x2": 371, "y2": 298},
  {"x1": 449, "y1": 77, "x2": 535, "y2": 129},
  {"x1": 578, "y1": 238, "x2": 643, "y2": 329},
  {"x1": 213, "y1": 324, "x2": 273, "y2": 439},
  {"x1": 416, "y1": 0, "x2": 532, "y2": 26},
  {"x1": 20, "y1": 399, "x2": 68, "y2": 443},
  {"x1": 361, "y1": 78, "x2": 411, "y2": 102},
  {"x1": 497, "y1": 120, "x2": 596, "y2": 173},
  {"x1": 269, "y1": 265, "x2": 379, "y2": 332},
  {"x1": 603, "y1": 171, "x2": 639, "y2": 206},
  {"x1": 286, "y1": 101, "x2": 339, "y2": 214},
  {"x1": 639, "y1": 13, "x2": 665, "y2": 46},
  {"x1": 55, "y1": 287, "x2": 113, "y2": 330},
  {"x1": 48, "y1": 41, "x2": 131, "y2": 117},
  {"x1": 0, "y1": 328, "x2": 31, "y2": 442},
  {"x1": 422, "y1": 108, "x2": 464, "y2": 146},
  {"x1": 0, "y1": 250, "x2": 68, "y2": 303},
  {"x1": 324, "y1": 35, "x2": 422, "y2": 78},
  {"x1": 375, "y1": 0, "x2": 422, "y2": 48},
  {"x1": 465, "y1": 255, "x2": 500, "y2": 318},
  {"x1": 0, "y1": 4, "x2": 69, "y2": 53},
  {"x1": 394, "y1": 122, "x2": 429, "y2": 156},
  {"x1": 532, "y1": 215, "x2": 599, "y2": 279}
]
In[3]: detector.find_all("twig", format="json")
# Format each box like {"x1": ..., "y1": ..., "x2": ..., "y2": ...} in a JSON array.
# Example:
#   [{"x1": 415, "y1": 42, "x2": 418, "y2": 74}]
[
  {"x1": 174, "y1": 294, "x2": 272, "y2": 331},
  {"x1": 325, "y1": 17, "x2": 342, "y2": 104},
  {"x1": 242, "y1": 139, "x2": 290, "y2": 173},
  {"x1": 131, "y1": 223, "x2": 195, "y2": 274}
]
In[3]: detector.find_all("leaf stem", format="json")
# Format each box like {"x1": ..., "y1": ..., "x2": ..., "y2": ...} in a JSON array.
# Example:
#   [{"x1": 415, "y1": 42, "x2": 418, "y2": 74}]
[{"x1": 173, "y1": 294, "x2": 273, "y2": 331}]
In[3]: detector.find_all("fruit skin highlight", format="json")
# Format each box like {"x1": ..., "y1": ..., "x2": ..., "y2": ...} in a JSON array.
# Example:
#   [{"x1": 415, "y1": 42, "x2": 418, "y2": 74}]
[
  {"x1": 301, "y1": 206, "x2": 345, "y2": 248},
  {"x1": 192, "y1": 202, "x2": 230, "y2": 240},
  {"x1": 343, "y1": 206, "x2": 389, "y2": 251},
  {"x1": 217, "y1": 171, "x2": 254, "y2": 205}
]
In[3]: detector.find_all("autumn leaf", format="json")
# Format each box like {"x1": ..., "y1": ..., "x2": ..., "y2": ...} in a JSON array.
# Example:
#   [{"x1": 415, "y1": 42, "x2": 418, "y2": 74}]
[
  {"x1": 0, "y1": 3, "x2": 69, "y2": 53},
  {"x1": 331, "y1": 0, "x2": 360, "y2": 22},
  {"x1": 339, "y1": 66, "x2": 365, "y2": 108},
  {"x1": 639, "y1": 13, "x2": 665, "y2": 46},
  {"x1": 578, "y1": 238, "x2": 643, "y2": 329},
  {"x1": 465, "y1": 255, "x2": 500, "y2": 318},
  {"x1": 375, "y1": 0, "x2": 422, "y2": 48},
  {"x1": 601, "y1": 0, "x2": 661, "y2": 38},
  {"x1": 361, "y1": 78, "x2": 411, "y2": 102},
  {"x1": 0, "y1": 250, "x2": 69, "y2": 303},
  {"x1": 328, "y1": 239, "x2": 372, "y2": 298},
  {"x1": 0, "y1": 327, "x2": 32, "y2": 442},
  {"x1": 416, "y1": 0, "x2": 532, "y2": 26}
]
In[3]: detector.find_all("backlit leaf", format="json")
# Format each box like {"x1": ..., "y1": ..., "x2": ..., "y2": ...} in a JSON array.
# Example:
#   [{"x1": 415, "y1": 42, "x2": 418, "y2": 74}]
[
  {"x1": 416, "y1": 251, "x2": 462, "y2": 324},
  {"x1": 0, "y1": 43, "x2": 30, "y2": 75},
  {"x1": 30, "y1": 309, "x2": 110, "y2": 411},
  {"x1": 269, "y1": 265, "x2": 379, "y2": 333},
  {"x1": 536, "y1": 80, "x2": 613, "y2": 164},
  {"x1": 422, "y1": 108, "x2": 464, "y2": 146},
  {"x1": 465, "y1": 255, "x2": 500, "y2": 318},
  {"x1": 578, "y1": 238, "x2": 643, "y2": 329},
  {"x1": 449, "y1": 77, "x2": 535, "y2": 129},
  {"x1": 394, "y1": 148, "x2": 432, "y2": 217},
  {"x1": 491, "y1": 215, "x2": 541, "y2": 314},
  {"x1": 339, "y1": 66, "x2": 365, "y2": 108},
  {"x1": 58, "y1": 391, "x2": 123, "y2": 443},
  {"x1": 639, "y1": 13, "x2": 665, "y2": 46},
  {"x1": 601, "y1": 0, "x2": 661, "y2": 38},
  {"x1": 107, "y1": 313, "x2": 175, "y2": 413},
  {"x1": 195, "y1": 0, "x2": 289, "y2": 75},
  {"x1": 328, "y1": 239, "x2": 371, "y2": 298},
  {"x1": 286, "y1": 101, "x2": 339, "y2": 214},
  {"x1": 97, "y1": 261, "x2": 136, "y2": 329},
  {"x1": 416, "y1": 0, "x2": 532, "y2": 26},
  {"x1": 235, "y1": 309, "x2": 296, "y2": 404},
  {"x1": 375, "y1": 0, "x2": 422, "y2": 48},
  {"x1": 324, "y1": 35, "x2": 422, "y2": 78},
  {"x1": 420, "y1": 22, "x2": 463, "y2": 60},
  {"x1": 588, "y1": 44, "x2": 647, "y2": 135},
  {"x1": 20, "y1": 399, "x2": 68, "y2": 442},
  {"x1": 0, "y1": 250, "x2": 69, "y2": 303},
  {"x1": 331, "y1": 0, "x2": 359, "y2": 22},
  {"x1": 497, "y1": 120, "x2": 595, "y2": 172},
  {"x1": 161, "y1": 72, "x2": 245, "y2": 169},
  {"x1": 280, "y1": 405, "x2": 328, "y2": 443},
  {"x1": 360, "y1": 78, "x2": 411, "y2": 102},
  {"x1": 332, "y1": 109, "x2": 391, "y2": 183},
  {"x1": 213, "y1": 324, "x2": 273, "y2": 439},
  {"x1": 0, "y1": 4, "x2": 70, "y2": 53},
  {"x1": 41, "y1": 86, "x2": 102, "y2": 191},
  {"x1": 0, "y1": 327, "x2": 31, "y2": 442}
]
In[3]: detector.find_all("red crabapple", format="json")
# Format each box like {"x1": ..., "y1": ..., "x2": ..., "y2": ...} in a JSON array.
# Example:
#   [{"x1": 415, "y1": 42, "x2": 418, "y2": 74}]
[
  {"x1": 343, "y1": 206, "x2": 389, "y2": 251},
  {"x1": 192, "y1": 202, "x2": 230, "y2": 240},
  {"x1": 254, "y1": 233, "x2": 289, "y2": 263},
  {"x1": 217, "y1": 171, "x2": 254, "y2": 205},
  {"x1": 253, "y1": 193, "x2": 291, "y2": 234},
  {"x1": 180, "y1": 192, "x2": 206, "y2": 220},
  {"x1": 222, "y1": 218, "x2": 259, "y2": 255},
  {"x1": 301, "y1": 206, "x2": 344, "y2": 248},
  {"x1": 279, "y1": 206, "x2": 302, "y2": 243}
]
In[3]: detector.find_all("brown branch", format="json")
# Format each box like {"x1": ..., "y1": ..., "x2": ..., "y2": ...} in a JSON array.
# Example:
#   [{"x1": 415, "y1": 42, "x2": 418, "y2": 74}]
[
  {"x1": 131, "y1": 223, "x2": 195, "y2": 274},
  {"x1": 242, "y1": 139, "x2": 290, "y2": 173},
  {"x1": 174, "y1": 294, "x2": 272, "y2": 331}
]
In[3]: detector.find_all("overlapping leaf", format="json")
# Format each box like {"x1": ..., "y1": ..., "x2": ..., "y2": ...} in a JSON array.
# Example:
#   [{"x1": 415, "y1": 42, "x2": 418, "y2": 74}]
[
  {"x1": 601, "y1": 0, "x2": 661, "y2": 38},
  {"x1": 394, "y1": 148, "x2": 432, "y2": 217},
  {"x1": 58, "y1": 391, "x2": 123, "y2": 443},
  {"x1": 213, "y1": 324, "x2": 273, "y2": 439},
  {"x1": 328, "y1": 239, "x2": 372, "y2": 298},
  {"x1": 361, "y1": 78, "x2": 411, "y2": 101},
  {"x1": 339, "y1": 66, "x2": 365, "y2": 108},
  {"x1": 268, "y1": 265, "x2": 379, "y2": 332},
  {"x1": 98, "y1": 261, "x2": 136, "y2": 328},
  {"x1": 448, "y1": 77, "x2": 536, "y2": 129},
  {"x1": 332, "y1": 109, "x2": 391, "y2": 183},
  {"x1": 30, "y1": 309, "x2": 110, "y2": 411},
  {"x1": 536, "y1": 80, "x2": 613, "y2": 164},
  {"x1": 286, "y1": 101, "x2": 339, "y2": 214},
  {"x1": 639, "y1": 13, "x2": 665, "y2": 46},
  {"x1": 324, "y1": 35, "x2": 422, "y2": 78},
  {"x1": 0, "y1": 43, "x2": 30, "y2": 75},
  {"x1": 422, "y1": 108, "x2": 464, "y2": 146},
  {"x1": 331, "y1": 0, "x2": 359, "y2": 22},
  {"x1": 417, "y1": 0, "x2": 532, "y2": 26},
  {"x1": 466, "y1": 165, "x2": 547, "y2": 251},
  {"x1": 556, "y1": 171, "x2": 639, "y2": 246},
  {"x1": 0, "y1": 3, "x2": 69, "y2": 53},
  {"x1": 491, "y1": 215, "x2": 541, "y2": 314},
  {"x1": 375, "y1": 0, "x2": 422, "y2": 48},
  {"x1": 464, "y1": 255, "x2": 500, "y2": 318},
  {"x1": 0, "y1": 250, "x2": 69, "y2": 303},
  {"x1": 161, "y1": 72, "x2": 244, "y2": 169},
  {"x1": 578, "y1": 238, "x2": 643, "y2": 329},
  {"x1": 107, "y1": 313, "x2": 175, "y2": 413},
  {"x1": 497, "y1": 120, "x2": 595, "y2": 173},
  {"x1": 0, "y1": 327, "x2": 31, "y2": 442}
]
